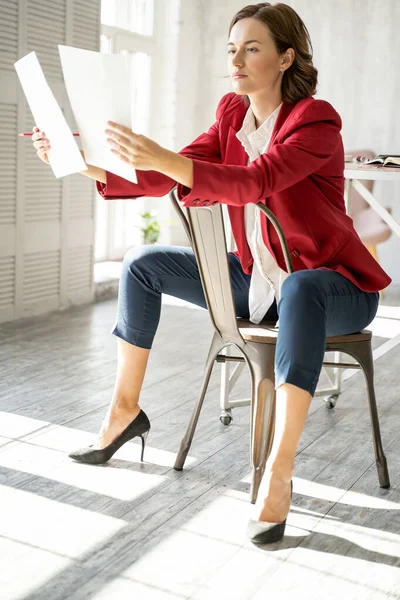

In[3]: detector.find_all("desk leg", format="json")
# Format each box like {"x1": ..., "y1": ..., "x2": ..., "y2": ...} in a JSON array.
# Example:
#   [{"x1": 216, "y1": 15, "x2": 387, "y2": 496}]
[
  {"x1": 352, "y1": 179, "x2": 400, "y2": 238},
  {"x1": 344, "y1": 178, "x2": 352, "y2": 214}
]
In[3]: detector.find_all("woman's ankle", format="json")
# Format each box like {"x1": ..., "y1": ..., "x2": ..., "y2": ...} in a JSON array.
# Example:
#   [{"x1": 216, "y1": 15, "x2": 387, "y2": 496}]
[
  {"x1": 265, "y1": 456, "x2": 294, "y2": 482},
  {"x1": 110, "y1": 398, "x2": 140, "y2": 418}
]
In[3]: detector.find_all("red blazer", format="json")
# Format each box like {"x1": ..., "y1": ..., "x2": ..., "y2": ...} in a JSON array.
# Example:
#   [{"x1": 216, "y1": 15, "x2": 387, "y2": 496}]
[{"x1": 97, "y1": 93, "x2": 391, "y2": 292}]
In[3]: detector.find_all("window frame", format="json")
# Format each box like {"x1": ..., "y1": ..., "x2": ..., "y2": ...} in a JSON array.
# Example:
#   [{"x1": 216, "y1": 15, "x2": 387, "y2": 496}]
[{"x1": 96, "y1": 0, "x2": 158, "y2": 263}]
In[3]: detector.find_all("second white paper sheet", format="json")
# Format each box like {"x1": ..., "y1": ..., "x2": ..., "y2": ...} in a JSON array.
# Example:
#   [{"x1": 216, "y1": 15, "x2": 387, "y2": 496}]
[
  {"x1": 14, "y1": 51, "x2": 87, "y2": 178},
  {"x1": 59, "y1": 45, "x2": 137, "y2": 184}
]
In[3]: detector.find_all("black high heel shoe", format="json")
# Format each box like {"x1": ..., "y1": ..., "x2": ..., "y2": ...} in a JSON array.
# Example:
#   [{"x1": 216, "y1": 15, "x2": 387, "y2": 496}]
[
  {"x1": 68, "y1": 409, "x2": 150, "y2": 465},
  {"x1": 247, "y1": 480, "x2": 293, "y2": 545}
]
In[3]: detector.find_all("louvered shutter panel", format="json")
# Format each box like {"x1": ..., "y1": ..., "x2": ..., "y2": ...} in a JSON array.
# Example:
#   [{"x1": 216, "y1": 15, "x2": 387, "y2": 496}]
[
  {"x1": 0, "y1": 256, "x2": 15, "y2": 324},
  {"x1": 64, "y1": 0, "x2": 99, "y2": 306},
  {"x1": 0, "y1": 100, "x2": 17, "y2": 322},
  {"x1": 23, "y1": 250, "x2": 61, "y2": 305},
  {"x1": 68, "y1": 245, "x2": 93, "y2": 297},
  {"x1": 26, "y1": 0, "x2": 65, "y2": 79},
  {"x1": 0, "y1": 1, "x2": 19, "y2": 71},
  {"x1": 66, "y1": 170, "x2": 96, "y2": 303},
  {"x1": 21, "y1": 107, "x2": 63, "y2": 315},
  {"x1": 0, "y1": 0, "x2": 100, "y2": 324},
  {"x1": 73, "y1": 0, "x2": 100, "y2": 51},
  {"x1": 0, "y1": 2, "x2": 19, "y2": 322}
]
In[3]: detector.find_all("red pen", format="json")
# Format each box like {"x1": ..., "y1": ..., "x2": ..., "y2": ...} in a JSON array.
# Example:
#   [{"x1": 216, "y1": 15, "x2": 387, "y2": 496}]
[{"x1": 18, "y1": 132, "x2": 80, "y2": 136}]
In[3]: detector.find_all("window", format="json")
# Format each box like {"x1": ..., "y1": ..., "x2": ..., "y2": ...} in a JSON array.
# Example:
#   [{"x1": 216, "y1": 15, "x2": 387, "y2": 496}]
[
  {"x1": 101, "y1": 0, "x2": 154, "y2": 35},
  {"x1": 96, "y1": 0, "x2": 155, "y2": 262}
]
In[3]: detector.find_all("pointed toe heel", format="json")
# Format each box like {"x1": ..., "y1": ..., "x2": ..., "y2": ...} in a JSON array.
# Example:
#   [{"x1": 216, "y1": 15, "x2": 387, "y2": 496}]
[
  {"x1": 247, "y1": 518, "x2": 287, "y2": 544},
  {"x1": 248, "y1": 480, "x2": 293, "y2": 545},
  {"x1": 68, "y1": 446, "x2": 114, "y2": 465},
  {"x1": 68, "y1": 409, "x2": 150, "y2": 465}
]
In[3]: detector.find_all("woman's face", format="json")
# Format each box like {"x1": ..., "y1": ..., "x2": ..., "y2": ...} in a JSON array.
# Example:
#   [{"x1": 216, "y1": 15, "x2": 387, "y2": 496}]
[{"x1": 228, "y1": 17, "x2": 283, "y2": 95}]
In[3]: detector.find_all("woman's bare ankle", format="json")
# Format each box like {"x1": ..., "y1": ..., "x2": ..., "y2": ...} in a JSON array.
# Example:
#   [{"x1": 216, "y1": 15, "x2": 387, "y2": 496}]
[{"x1": 110, "y1": 398, "x2": 141, "y2": 419}]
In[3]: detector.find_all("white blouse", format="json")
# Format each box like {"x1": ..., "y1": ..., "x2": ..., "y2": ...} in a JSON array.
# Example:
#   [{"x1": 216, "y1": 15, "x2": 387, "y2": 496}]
[{"x1": 236, "y1": 103, "x2": 288, "y2": 324}]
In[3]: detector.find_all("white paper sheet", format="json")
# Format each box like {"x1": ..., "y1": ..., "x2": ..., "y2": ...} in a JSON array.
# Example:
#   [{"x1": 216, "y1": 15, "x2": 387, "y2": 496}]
[
  {"x1": 58, "y1": 45, "x2": 137, "y2": 184},
  {"x1": 14, "y1": 52, "x2": 87, "y2": 178}
]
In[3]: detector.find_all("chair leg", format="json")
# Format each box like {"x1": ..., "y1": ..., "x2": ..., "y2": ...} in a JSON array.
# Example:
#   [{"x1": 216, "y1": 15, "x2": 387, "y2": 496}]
[
  {"x1": 245, "y1": 343, "x2": 276, "y2": 503},
  {"x1": 173, "y1": 333, "x2": 223, "y2": 471},
  {"x1": 219, "y1": 346, "x2": 232, "y2": 424},
  {"x1": 350, "y1": 340, "x2": 390, "y2": 488}
]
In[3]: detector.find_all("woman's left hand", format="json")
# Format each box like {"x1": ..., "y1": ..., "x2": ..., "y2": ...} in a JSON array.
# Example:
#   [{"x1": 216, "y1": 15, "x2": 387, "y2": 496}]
[{"x1": 105, "y1": 121, "x2": 166, "y2": 171}]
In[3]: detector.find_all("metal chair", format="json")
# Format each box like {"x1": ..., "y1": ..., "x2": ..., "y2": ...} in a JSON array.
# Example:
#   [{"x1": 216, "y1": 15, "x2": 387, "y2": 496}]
[
  {"x1": 169, "y1": 189, "x2": 390, "y2": 502},
  {"x1": 219, "y1": 211, "x2": 343, "y2": 423}
]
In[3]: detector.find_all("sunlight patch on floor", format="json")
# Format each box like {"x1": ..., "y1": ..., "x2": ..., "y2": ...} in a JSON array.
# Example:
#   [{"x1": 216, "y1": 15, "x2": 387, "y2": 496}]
[
  {"x1": 182, "y1": 489, "x2": 250, "y2": 546},
  {"x1": 0, "y1": 485, "x2": 125, "y2": 559},
  {"x1": 120, "y1": 528, "x2": 240, "y2": 598},
  {"x1": 0, "y1": 537, "x2": 72, "y2": 600},
  {"x1": 252, "y1": 547, "x2": 400, "y2": 600},
  {"x1": 89, "y1": 577, "x2": 183, "y2": 599},
  {"x1": 377, "y1": 305, "x2": 400, "y2": 320},
  {"x1": 368, "y1": 315, "x2": 400, "y2": 339},
  {"x1": 272, "y1": 478, "x2": 399, "y2": 511},
  {"x1": 313, "y1": 516, "x2": 400, "y2": 559},
  {"x1": 0, "y1": 441, "x2": 168, "y2": 501},
  {"x1": 0, "y1": 411, "x2": 49, "y2": 439}
]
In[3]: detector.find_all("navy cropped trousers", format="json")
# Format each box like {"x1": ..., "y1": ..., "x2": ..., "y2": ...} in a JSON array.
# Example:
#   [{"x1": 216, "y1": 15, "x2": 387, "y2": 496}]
[{"x1": 112, "y1": 245, "x2": 379, "y2": 396}]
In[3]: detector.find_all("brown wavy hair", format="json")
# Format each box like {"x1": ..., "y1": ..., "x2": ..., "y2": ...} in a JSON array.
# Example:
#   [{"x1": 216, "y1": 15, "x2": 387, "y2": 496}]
[{"x1": 229, "y1": 2, "x2": 318, "y2": 103}]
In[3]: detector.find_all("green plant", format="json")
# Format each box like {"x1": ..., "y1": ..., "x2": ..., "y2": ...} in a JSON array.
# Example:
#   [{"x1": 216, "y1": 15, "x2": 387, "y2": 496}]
[{"x1": 139, "y1": 211, "x2": 160, "y2": 244}]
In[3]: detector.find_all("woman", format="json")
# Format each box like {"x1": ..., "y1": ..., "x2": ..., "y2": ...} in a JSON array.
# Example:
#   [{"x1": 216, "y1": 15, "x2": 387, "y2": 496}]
[{"x1": 33, "y1": 2, "x2": 391, "y2": 544}]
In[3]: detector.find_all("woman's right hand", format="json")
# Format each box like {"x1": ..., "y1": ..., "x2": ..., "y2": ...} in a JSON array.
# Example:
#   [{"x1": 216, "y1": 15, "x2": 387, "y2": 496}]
[
  {"x1": 30, "y1": 126, "x2": 106, "y2": 183},
  {"x1": 32, "y1": 126, "x2": 51, "y2": 164}
]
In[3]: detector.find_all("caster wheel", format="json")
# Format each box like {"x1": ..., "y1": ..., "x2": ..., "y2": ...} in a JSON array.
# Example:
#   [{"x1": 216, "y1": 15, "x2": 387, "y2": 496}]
[
  {"x1": 325, "y1": 394, "x2": 338, "y2": 409},
  {"x1": 220, "y1": 410, "x2": 232, "y2": 425}
]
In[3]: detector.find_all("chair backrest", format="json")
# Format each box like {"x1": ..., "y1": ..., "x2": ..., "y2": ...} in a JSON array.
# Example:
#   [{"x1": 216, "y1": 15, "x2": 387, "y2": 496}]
[{"x1": 169, "y1": 189, "x2": 294, "y2": 345}]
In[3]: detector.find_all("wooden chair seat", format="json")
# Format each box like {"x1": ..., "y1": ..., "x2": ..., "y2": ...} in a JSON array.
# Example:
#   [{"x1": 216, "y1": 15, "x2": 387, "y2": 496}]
[{"x1": 236, "y1": 318, "x2": 372, "y2": 345}]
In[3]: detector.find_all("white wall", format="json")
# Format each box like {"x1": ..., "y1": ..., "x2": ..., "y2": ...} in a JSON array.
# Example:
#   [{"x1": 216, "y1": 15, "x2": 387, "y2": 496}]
[
  {"x1": 147, "y1": 0, "x2": 205, "y2": 246},
  {"x1": 173, "y1": 0, "x2": 400, "y2": 283}
]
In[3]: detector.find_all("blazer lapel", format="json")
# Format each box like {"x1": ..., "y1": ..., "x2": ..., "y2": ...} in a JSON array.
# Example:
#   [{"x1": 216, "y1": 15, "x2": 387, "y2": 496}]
[
  {"x1": 269, "y1": 100, "x2": 296, "y2": 146},
  {"x1": 225, "y1": 126, "x2": 249, "y2": 166}
]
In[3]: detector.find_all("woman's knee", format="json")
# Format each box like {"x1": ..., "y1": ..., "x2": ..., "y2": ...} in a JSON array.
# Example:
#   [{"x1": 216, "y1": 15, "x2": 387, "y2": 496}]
[
  {"x1": 280, "y1": 270, "x2": 325, "y2": 308},
  {"x1": 122, "y1": 244, "x2": 166, "y2": 276}
]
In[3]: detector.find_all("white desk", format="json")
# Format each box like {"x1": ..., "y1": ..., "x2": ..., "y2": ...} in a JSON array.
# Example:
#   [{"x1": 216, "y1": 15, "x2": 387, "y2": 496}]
[{"x1": 344, "y1": 163, "x2": 400, "y2": 238}]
